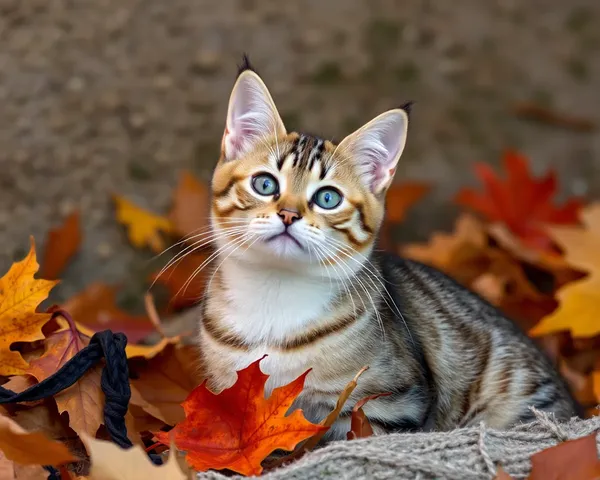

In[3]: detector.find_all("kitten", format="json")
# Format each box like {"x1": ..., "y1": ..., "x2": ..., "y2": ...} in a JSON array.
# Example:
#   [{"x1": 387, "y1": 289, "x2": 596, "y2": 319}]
[{"x1": 196, "y1": 57, "x2": 580, "y2": 440}]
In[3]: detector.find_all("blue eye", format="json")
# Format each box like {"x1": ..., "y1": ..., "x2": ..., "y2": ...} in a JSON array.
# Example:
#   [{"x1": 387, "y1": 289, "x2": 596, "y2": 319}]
[
  {"x1": 251, "y1": 173, "x2": 279, "y2": 196},
  {"x1": 314, "y1": 188, "x2": 343, "y2": 209}
]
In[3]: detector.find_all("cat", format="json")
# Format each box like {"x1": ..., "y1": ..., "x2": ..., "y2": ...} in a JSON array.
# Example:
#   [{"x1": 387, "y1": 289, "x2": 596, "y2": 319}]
[{"x1": 195, "y1": 56, "x2": 580, "y2": 441}]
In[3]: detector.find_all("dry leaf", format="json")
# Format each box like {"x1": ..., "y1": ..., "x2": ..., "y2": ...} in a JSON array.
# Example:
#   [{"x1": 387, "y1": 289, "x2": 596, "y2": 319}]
[
  {"x1": 0, "y1": 414, "x2": 75, "y2": 466},
  {"x1": 385, "y1": 182, "x2": 431, "y2": 223},
  {"x1": 26, "y1": 314, "x2": 104, "y2": 438},
  {"x1": 530, "y1": 204, "x2": 600, "y2": 338},
  {"x1": 124, "y1": 336, "x2": 183, "y2": 360},
  {"x1": 40, "y1": 211, "x2": 82, "y2": 280},
  {"x1": 113, "y1": 196, "x2": 173, "y2": 253},
  {"x1": 528, "y1": 433, "x2": 600, "y2": 479},
  {"x1": 62, "y1": 283, "x2": 156, "y2": 344},
  {"x1": 347, "y1": 392, "x2": 391, "y2": 440},
  {"x1": 0, "y1": 450, "x2": 48, "y2": 480},
  {"x1": 455, "y1": 150, "x2": 582, "y2": 252},
  {"x1": 154, "y1": 356, "x2": 326, "y2": 476},
  {"x1": 0, "y1": 238, "x2": 58, "y2": 375},
  {"x1": 82, "y1": 434, "x2": 188, "y2": 480},
  {"x1": 169, "y1": 171, "x2": 210, "y2": 240}
]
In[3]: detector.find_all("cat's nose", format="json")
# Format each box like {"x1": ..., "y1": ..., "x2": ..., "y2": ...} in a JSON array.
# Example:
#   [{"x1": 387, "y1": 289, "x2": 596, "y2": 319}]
[{"x1": 277, "y1": 208, "x2": 301, "y2": 226}]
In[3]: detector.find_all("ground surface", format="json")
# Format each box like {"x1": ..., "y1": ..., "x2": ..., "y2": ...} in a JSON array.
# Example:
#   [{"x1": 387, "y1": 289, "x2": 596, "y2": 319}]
[{"x1": 0, "y1": 0, "x2": 599, "y2": 303}]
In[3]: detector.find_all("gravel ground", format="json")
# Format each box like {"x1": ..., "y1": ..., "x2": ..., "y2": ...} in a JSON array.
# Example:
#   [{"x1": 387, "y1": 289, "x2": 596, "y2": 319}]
[{"x1": 0, "y1": 0, "x2": 599, "y2": 303}]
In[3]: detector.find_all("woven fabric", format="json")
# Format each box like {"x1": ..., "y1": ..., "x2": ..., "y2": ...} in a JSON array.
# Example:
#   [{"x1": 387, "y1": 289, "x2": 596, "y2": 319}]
[{"x1": 196, "y1": 410, "x2": 600, "y2": 480}]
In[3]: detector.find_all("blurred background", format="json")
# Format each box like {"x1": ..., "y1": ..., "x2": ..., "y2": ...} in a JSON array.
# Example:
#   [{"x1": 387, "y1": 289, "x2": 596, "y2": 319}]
[{"x1": 1, "y1": 0, "x2": 599, "y2": 302}]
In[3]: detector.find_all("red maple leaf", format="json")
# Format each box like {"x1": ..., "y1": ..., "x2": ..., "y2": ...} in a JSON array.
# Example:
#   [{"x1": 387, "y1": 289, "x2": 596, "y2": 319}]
[
  {"x1": 153, "y1": 356, "x2": 326, "y2": 476},
  {"x1": 455, "y1": 150, "x2": 583, "y2": 251}
]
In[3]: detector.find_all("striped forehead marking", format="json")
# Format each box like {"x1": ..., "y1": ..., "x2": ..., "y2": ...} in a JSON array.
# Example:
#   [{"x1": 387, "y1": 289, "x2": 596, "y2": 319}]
[{"x1": 278, "y1": 134, "x2": 329, "y2": 179}]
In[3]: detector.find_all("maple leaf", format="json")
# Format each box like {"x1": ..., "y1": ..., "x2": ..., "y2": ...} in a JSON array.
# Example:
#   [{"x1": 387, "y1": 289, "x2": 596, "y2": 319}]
[
  {"x1": 61, "y1": 283, "x2": 156, "y2": 344},
  {"x1": 154, "y1": 356, "x2": 326, "y2": 476},
  {"x1": 455, "y1": 150, "x2": 582, "y2": 251},
  {"x1": 0, "y1": 414, "x2": 75, "y2": 466},
  {"x1": 530, "y1": 204, "x2": 600, "y2": 338},
  {"x1": 169, "y1": 171, "x2": 210, "y2": 240},
  {"x1": 346, "y1": 392, "x2": 391, "y2": 440},
  {"x1": 385, "y1": 182, "x2": 431, "y2": 224},
  {"x1": 40, "y1": 211, "x2": 82, "y2": 280},
  {"x1": 0, "y1": 450, "x2": 47, "y2": 480},
  {"x1": 26, "y1": 313, "x2": 104, "y2": 438},
  {"x1": 113, "y1": 195, "x2": 173, "y2": 253},
  {"x1": 81, "y1": 434, "x2": 188, "y2": 480},
  {"x1": 0, "y1": 238, "x2": 58, "y2": 375}
]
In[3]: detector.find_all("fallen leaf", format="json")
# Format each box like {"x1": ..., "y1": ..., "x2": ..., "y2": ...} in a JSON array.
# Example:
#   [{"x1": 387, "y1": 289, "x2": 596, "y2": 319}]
[
  {"x1": 593, "y1": 371, "x2": 600, "y2": 404},
  {"x1": 150, "y1": 253, "x2": 209, "y2": 311},
  {"x1": 154, "y1": 356, "x2": 326, "y2": 476},
  {"x1": 530, "y1": 204, "x2": 600, "y2": 338},
  {"x1": 455, "y1": 150, "x2": 582, "y2": 252},
  {"x1": 512, "y1": 102, "x2": 595, "y2": 133},
  {"x1": 0, "y1": 414, "x2": 75, "y2": 466},
  {"x1": 385, "y1": 182, "x2": 431, "y2": 223},
  {"x1": 26, "y1": 313, "x2": 104, "y2": 438},
  {"x1": 62, "y1": 283, "x2": 155, "y2": 344},
  {"x1": 113, "y1": 195, "x2": 173, "y2": 253},
  {"x1": 346, "y1": 392, "x2": 391, "y2": 440},
  {"x1": 124, "y1": 336, "x2": 183, "y2": 360},
  {"x1": 0, "y1": 450, "x2": 47, "y2": 480},
  {"x1": 130, "y1": 344, "x2": 200, "y2": 425},
  {"x1": 82, "y1": 434, "x2": 188, "y2": 480},
  {"x1": 0, "y1": 238, "x2": 58, "y2": 375},
  {"x1": 40, "y1": 211, "x2": 82, "y2": 280},
  {"x1": 169, "y1": 171, "x2": 210, "y2": 240},
  {"x1": 528, "y1": 433, "x2": 600, "y2": 480}
]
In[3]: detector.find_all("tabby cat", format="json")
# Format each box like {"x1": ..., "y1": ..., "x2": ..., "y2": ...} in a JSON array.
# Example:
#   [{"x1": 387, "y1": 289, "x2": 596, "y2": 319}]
[{"x1": 196, "y1": 57, "x2": 580, "y2": 440}]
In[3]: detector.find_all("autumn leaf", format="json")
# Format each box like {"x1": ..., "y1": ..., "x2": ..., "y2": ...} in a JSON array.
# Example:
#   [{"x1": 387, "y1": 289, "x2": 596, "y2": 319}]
[
  {"x1": 530, "y1": 204, "x2": 600, "y2": 338},
  {"x1": 154, "y1": 356, "x2": 326, "y2": 476},
  {"x1": 455, "y1": 150, "x2": 582, "y2": 251},
  {"x1": 385, "y1": 182, "x2": 431, "y2": 223},
  {"x1": 528, "y1": 433, "x2": 600, "y2": 480},
  {"x1": 169, "y1": 171, "x2": 210, "y2": 240},
  {"x1": 346, "y1": 392, "x2": 391, "y2": 440},
  {"x1": 40, "y1": 211, "x2": 82, "y2": 280},
  {"x1": 130, "y1": 344, "x2": 199, "y2": 425},
  {"x1": 494, "y1": 466, "x2": 514, "y2": 479},
  {"x1": 26, "y1": 313, "x2": 104, "y2": 438},
  {"x1": 150, "y1": 253, "x2": 209, "y2": 311},
  {"x1": 61, "y1": 283, "x2": 156, "y2": 344},
  {"x1": 113, "y1": 195, "x2": 173, "y2": 253},
  {"x1": 0, "y1": 414, "x2": 75, "y2": 466},
  {"x1": 0, "y1": 238, "x2": 58, "y2": 375},
  {"x1": 0, "y1": 450, "x2": 47, "y2": 480},
  {"x1": 81, "y1": 434, "x2": 188, "y2": 480}
]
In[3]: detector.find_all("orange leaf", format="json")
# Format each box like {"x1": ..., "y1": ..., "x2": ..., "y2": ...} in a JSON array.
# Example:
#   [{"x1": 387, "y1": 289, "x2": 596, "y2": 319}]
[
  {"x1": 385, "y1": 182, "x2": 430, "y2": 223},
  {"x1": 593, "y1": 371, "x2": 600, "y2": 404},
  {"x1": 169, "y1": 171, "x2": 210, "y2": 240},
  {"x1": 150, "y1": 253, "x2": 209, "y2": 311},
  {"x1": 40, "y1": 211, "x2": 82, "y2": 280},
  {"x1": 528, "y1": 433, "x2": 600, "y2": 480},
  {"x1": 0, "y1": 238, "x2": 58, "y2": 375},
  {"x1": 153, "y1": 356, "x2": 326, "y2": 476},
  {"x1": 346, "y1": 392, "x2": 391, "y2": 440},
  {"x1": 113, "y1": 195, "x2": 172, "y2": 253},
  {"x1": 61, "y1": 283, "x2": 156, "y2": 344},
  {"x1": 455, "y1": 150, "x2": 583, "y2": 252},
  {"x1": 0, "y1": 414, "x2": 75, "y2": 466},
  {"x1": 26, "y1": 313, "x2": 104, "y2": 438},
  {"x1": 0, "y1": 450, "x2": 47, "y2": 480},
  {"x1": 530, "y1": 204, "x2": 600, "y2": 338}
]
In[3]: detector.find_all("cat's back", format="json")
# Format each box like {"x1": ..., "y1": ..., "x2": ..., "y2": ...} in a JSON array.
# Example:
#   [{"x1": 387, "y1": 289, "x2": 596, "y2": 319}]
[{"x1": 375, "y1": 251, "x2": 580, "y2": 428}]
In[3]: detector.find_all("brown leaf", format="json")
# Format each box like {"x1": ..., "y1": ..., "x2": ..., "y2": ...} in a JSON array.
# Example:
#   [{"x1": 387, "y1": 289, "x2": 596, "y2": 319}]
[
  {"x1": 0, "y1": 414, "x2": 75, "y2": 466},
  {"x1": 0, "y1": 451, "x2": 48, "y2": 480},
  {"x1": 385, "y1": 182, "x2": 431, "y2": 224},
  {"x1": 528, "y1": 433, "x2": 600, "y2": 480},
  {"x1": 347, "y1": 392, "x2": 391, "y2": 440},
  {"x1": 512, "y1": 102, "x2": 595, "y2": 133},
  {"x1": 40, "y1": 211, "x2": 82, "y2": 280},
  {"x1": 61, "y1": 283, "x2": 156, "y2": 344},
  {"x1": 169, "y1": 171, "x2": 210, "y2": 240}
]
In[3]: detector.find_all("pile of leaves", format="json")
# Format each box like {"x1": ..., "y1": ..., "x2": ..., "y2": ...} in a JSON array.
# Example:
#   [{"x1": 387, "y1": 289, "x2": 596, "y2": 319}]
[{"x1": 1, "y1": 150, "x2": 600, "y2": 479}]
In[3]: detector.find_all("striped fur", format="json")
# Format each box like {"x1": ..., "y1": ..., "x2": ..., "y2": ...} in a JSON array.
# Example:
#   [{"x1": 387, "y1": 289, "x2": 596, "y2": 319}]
[{"x1": 196, "y1": 61, "x2": 580, "y2": 442}]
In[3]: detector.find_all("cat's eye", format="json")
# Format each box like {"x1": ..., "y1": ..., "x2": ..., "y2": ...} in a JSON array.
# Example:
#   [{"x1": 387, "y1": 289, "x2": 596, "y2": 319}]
[
  {"x1": 313, "y1": 187, "x2": 343, "y2": 210},
  {"x1": 251, "y1": 173, "x2": 279, "y2": 196}
]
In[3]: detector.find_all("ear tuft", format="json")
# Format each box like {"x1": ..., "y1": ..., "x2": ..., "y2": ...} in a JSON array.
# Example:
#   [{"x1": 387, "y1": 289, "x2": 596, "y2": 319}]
[
  {"x1": 237, "y1": 53, "x2": 258, "y2": 78},
  {"x1": 398, "y1": 101, "x2": 414, "y2": 117}
]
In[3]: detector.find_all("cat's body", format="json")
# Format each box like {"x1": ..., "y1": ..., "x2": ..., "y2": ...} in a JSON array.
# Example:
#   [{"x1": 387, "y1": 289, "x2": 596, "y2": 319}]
[{"x1": 196, "y1": 58, "x2": 579, "y2": 441}]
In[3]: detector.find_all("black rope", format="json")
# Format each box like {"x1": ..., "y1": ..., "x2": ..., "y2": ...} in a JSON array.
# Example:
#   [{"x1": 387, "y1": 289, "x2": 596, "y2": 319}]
[{"x1": 0, "y1": 311, "x2": 163, "y2": 478}]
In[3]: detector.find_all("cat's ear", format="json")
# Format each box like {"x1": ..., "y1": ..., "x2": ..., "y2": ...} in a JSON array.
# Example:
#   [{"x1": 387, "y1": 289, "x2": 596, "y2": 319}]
[
  {"x1": 336, "y1": 107, "x2": 409, "y2": 194},
  {"x1": 221, "y1": 70, "x2": 286, "y2": 161}
]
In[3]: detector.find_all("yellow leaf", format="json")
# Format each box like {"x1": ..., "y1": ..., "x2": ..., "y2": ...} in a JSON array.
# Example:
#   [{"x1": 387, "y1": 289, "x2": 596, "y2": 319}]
[
  {"x1": 530, "y1": 204, "x2": 600, "y2": 338},
  {"x1": 82, "y1": 434, "x2": 188, "y2": 480},
  {"x1": 113, "y1": 196, "x2": 173, "y2": 253},
  {"x1": 0, "y1": 238, "x2": 58, "y2": 375}
]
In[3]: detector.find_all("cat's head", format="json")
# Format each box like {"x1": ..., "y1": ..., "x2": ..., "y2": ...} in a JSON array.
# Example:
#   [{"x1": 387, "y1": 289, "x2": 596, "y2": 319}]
[{"x1": 210, "y1": 58, "x2": 410, "y2": 274}]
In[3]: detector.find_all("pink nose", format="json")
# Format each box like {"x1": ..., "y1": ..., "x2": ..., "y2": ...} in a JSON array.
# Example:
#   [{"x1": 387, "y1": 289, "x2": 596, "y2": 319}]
[{"x1": 278, "y1": 209, "x2": 301, "y2": 226}]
